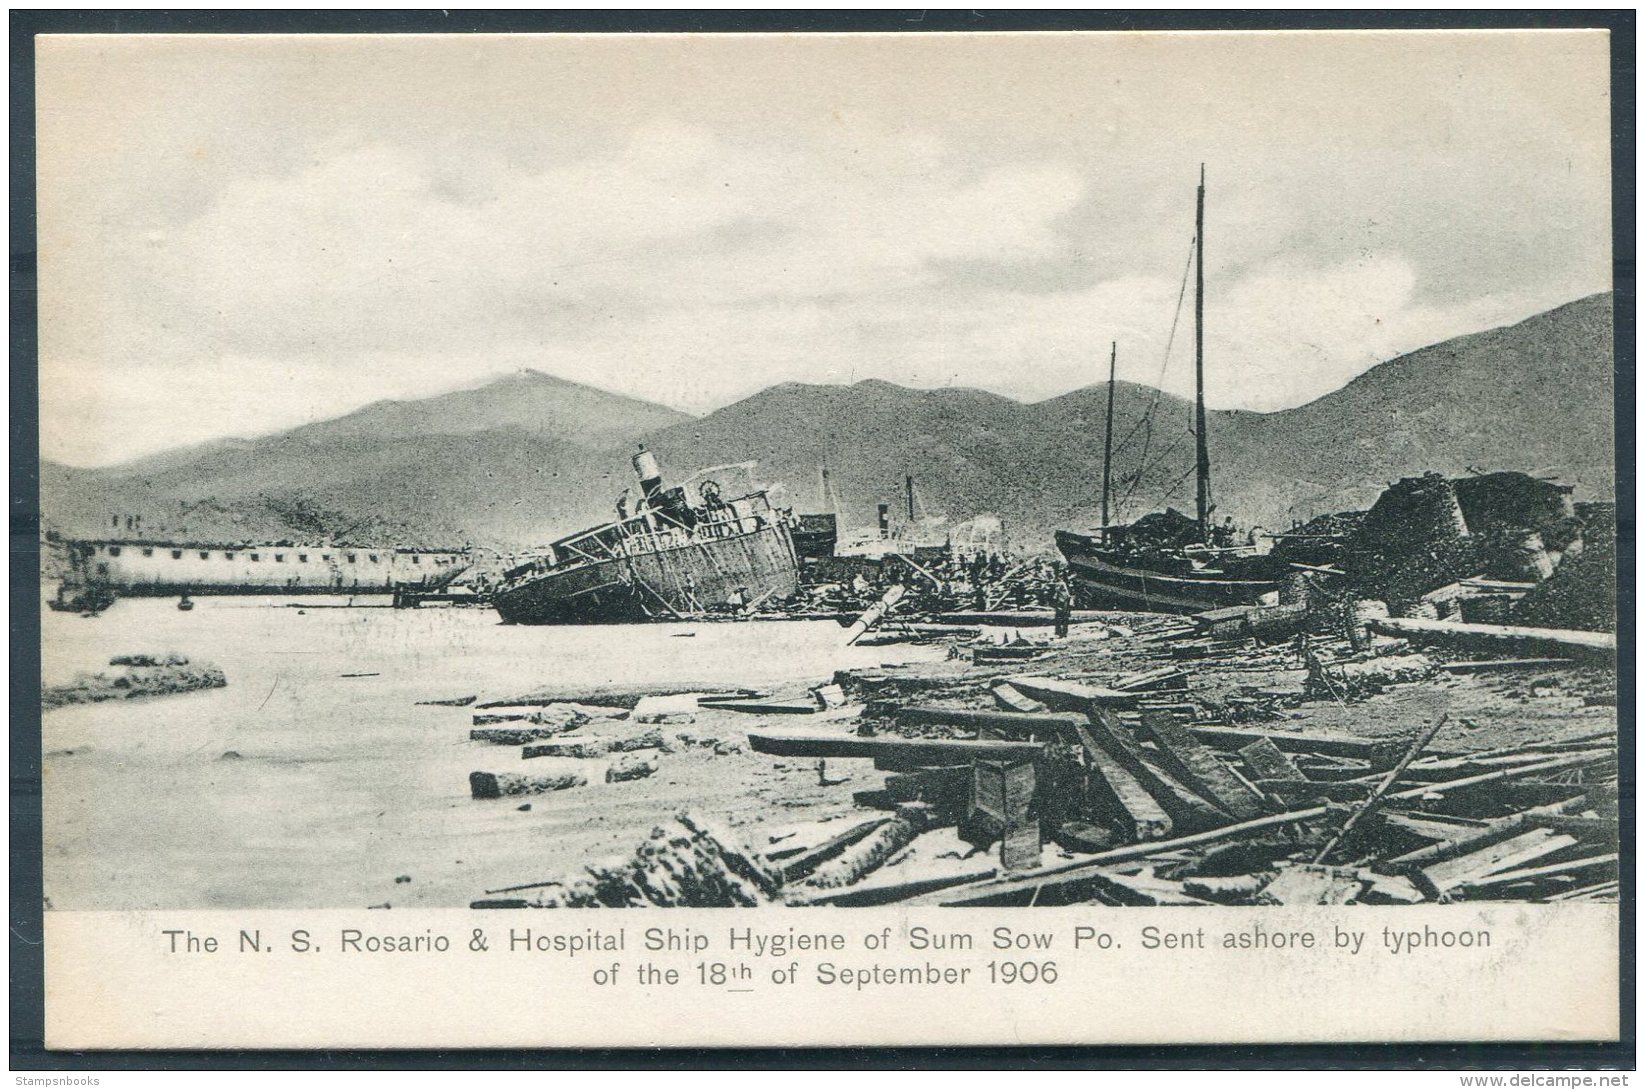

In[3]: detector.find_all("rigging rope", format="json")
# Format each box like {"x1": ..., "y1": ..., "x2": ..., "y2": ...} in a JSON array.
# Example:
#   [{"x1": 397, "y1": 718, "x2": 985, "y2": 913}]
[
  {"x1": 1108, "y1": 232, "x2": 1198, "y2": 468},
  {"x1": 1153, "y1": 460, "x2": 1204, "y2": 508},
  {"x1": 1115, "y1": 427, "x2": 1195, "y2": 522}
]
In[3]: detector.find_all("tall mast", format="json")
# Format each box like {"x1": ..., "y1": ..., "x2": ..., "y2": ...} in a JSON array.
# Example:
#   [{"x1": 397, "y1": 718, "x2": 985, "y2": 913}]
[
  {"x1": 1100, "y1": 341, "x2": 1117, "y2": 542},
  {"x1": 1193, "y1": 163, "x2": 1212, "y2": 542},
  {"x1": 905, "y1": 474, "x2": 916, "y2": 523}
]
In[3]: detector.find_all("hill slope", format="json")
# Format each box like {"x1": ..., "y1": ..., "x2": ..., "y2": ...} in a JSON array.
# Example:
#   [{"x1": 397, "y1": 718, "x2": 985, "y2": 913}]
[
  {"x1": 40, "y1": 293, "x2": 1615, "y2": 549},
  {"x1": 41, "y1": 371, "x2": 686, "y2": 545},
  {"x1": 1215, "y1": 292, "x2": 1616, "y2": 524}
]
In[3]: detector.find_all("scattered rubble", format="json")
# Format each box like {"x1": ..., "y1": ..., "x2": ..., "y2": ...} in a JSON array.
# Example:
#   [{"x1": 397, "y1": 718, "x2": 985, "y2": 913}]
[
  {"x1": 469, "y1": 768, "x2": 587, "y2": 799},
  {"x1": 473, "y1": 813, "x2": 780, "y2": 908},
  {"x1": 606, "y1": 755, "x2": 659, "y2": 783},
  {"x1": 44, "y1": 655, "x2": 226, "y2": 711},
  {"x1": 450, "y1": 468, "x2": 1614, "y2": 911}
]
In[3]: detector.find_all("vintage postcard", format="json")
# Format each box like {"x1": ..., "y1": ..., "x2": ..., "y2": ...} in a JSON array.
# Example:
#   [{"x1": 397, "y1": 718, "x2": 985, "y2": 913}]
[{"x1": 29, "y1": 26, "x2": 1622, "y2": 1052}]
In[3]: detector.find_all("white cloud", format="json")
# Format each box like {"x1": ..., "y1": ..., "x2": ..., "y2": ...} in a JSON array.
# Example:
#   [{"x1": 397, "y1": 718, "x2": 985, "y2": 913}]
[{"x1": 36, "y1": 32, "x2": 1612, "y2": 466}]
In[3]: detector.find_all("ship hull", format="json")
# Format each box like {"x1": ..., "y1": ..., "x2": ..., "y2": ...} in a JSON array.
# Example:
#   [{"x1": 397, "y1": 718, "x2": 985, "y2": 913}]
[
  {"x1": 1056, "y1": 531, "x2": 1281, "y2": 615},
  {"x1": 494, "y1": 521, "x2": 799, "y2": 625}
]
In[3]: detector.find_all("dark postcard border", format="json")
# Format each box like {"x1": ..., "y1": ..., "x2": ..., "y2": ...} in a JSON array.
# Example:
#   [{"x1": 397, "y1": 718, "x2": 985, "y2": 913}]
[{"x1": 9, "y1": 7, "x2": 1635, "y2": 1073}]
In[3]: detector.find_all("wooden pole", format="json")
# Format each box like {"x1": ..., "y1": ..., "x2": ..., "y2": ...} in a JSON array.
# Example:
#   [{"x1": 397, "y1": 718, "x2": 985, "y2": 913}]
[
  {"x1": 1193, "y1": 164, "x2": 1212, "y2": 541},
  {"x1": 1313, "y1": 713, "x2": 1449, "y2": 863},
  {"x1": 1101, "y1": 341, "x2": 1117, "y2": 543}
]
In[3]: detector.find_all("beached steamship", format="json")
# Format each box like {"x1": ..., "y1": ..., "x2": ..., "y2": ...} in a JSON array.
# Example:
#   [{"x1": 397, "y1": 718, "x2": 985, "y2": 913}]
[{"x1": 492, "y1": 447, "x2": 800, "y2": 625}]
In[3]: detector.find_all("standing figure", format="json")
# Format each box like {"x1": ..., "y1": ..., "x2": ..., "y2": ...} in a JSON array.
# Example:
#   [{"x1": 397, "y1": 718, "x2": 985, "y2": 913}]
[{"x1": 1052, "y1": 576, "x2": 1074, "y2": 638}]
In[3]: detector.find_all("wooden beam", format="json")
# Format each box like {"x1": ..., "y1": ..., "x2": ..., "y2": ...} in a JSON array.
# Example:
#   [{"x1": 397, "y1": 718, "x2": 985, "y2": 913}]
[
  {"x1": 1075, "y1": 730, "x2": 1173, "y2": 842},
  {"x1": 895, "y1": 707, "x2": 1086, "y2": 737},
  {"x1": 1238, "y1": 737, "x2": 1306, "y2": 782},
  {"x1": 1186, "y1": 724, "x2": 1419, "y2": 764},
  {"x1": 1136, "y1": 710, "x2": 1266, "y2": 819},
  {"x1": 1086, "y1": 710, "x2": 1229, "y2": 827},
  {"x1": 1455, "y1": 852, "x2": 1617, "y2": 893},
  {"x1": 1368, "y1": 616, "x2": 1615, "y2": 659},
  {"x1": 1006, "y1": 675, "x2": 1139, "y2": 710},
  {"x1": 991, "y1": 682, "x2": 1050, "y2": 714},
  {"x1": 1420, "y1": 828, "x2": 1580, "y2": 894},
  {"x1": 747, "y1": 730, "x2": 1044, "y2": 764},
  {"x1": 1313, "y1": 714, "x2": 1450, "y2": 863}
]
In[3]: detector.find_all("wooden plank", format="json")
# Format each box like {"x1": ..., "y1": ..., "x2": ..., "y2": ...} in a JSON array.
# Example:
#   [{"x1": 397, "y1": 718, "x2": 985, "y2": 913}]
[
  {"x1": 469, "y1": 770, "x2": 586, "y2": 798},
  {"x1": 1385, "y1": 798, "x2": 1588, "y2": 868},
  {"x1": 522, "y1": 739, "x2": 609, "y2": 759},
  {"x1": 991, "y1": 682, "x2": 1049, "y2": 714},
  {"x1": 1314, "y1": 714, "x2": 1451, "y2": 863},
  {"x1": 1382, "y1": 811, "x2": 1491, "y2": 840},
  {"x1": 1531, "y1": 814, "x2": 1618, "y2": 838},
  {"x1": 470, "y1": 726, "x2": 573, "y2": 745},
  {"x1": 1005, "y1": 675, "x2": 1140, "y2": 710},
  {"x1": 789, "y1": 866, "x2": 999, "y2": 907},
  {"x1": 1545, "y1": 879, "x2": 1621, "y2": 902},
  {"x1": 1186, "y1": 724, "x2": 1416, "y2": 763},
  {"x1": 968, "y1": 759, "x2": 1036, "y2": 834},
  {"x1": 1420, "y1": 829, "x2": 1580, "y2": 893},
  {"x1": 871, "y1": 757, "x2": 967, "y2": 773},
  {"x1": 895, "y1": 707, "x2": 1085, "y2": 737},
  {"x1": 1456, "y1": 852, "x2": 1617, "y2": 893},
  {"x1": 973, "y1": 645, "x2": 1055, "y2": 663},
  {"x1": 1136, "y1": 710, "x2": 1266, "y2": 819},
  {"x1": 1001, "y1": 819, "x2": 1043, "y2": 872},
  {"x1": 1239, "y1": 737, "x2": 1306, "y2": 782},
  {"x1": 938, "y1": 609, "x2": 1115, "y2": 627},
  {"x1": 1437, "y1": 658, "x2": 1574, "y2": 674},
  {"x1": 1074, "y1": 727, "x2": 1172, "y2": 841},
  {"x1": 1085, "y1": 710, "x2": 1229, "y2": 827},
  {"x1": 1085, "y1": 869, "x2": 1210, "y2": 906},
  {"x1": 798, "y1": 811, "x2": 932, "y2": 888},
  {"x1": 697, "y1": 699, "x2": 817, "y2": 715},
  {"x1": 1256, "y1": 780, "x2": 1373, "y2": 804},
  {"x1": 747, "y1": 730, "x2": 1044, "y2": 763},
  {"x1": 779, "y1": 817, "x2": 891, "y2": 881},
  {"x1": 1113, "y1": 667, "x2": 1190, "y2": 693}
]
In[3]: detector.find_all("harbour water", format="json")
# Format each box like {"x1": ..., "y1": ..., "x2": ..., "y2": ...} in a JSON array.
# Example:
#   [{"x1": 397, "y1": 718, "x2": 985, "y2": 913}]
[{"x1": 40, "y1": 595, "x2": 949, "y2": 910}]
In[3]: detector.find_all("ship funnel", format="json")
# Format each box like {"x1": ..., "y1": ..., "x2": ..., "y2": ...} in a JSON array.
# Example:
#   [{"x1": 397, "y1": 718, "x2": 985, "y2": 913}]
[
  {"x1": 877, "y1": 503, "x2": 890, "y2": 538},
  {"x1": 633, "y1": 446, "x2": 664, "y2": 499}
]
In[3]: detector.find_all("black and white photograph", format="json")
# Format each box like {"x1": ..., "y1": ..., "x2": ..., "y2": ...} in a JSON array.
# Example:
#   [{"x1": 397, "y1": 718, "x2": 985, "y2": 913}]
[{"x1": 22, "y1": 20, "x2": 1625, "y2": 1052}]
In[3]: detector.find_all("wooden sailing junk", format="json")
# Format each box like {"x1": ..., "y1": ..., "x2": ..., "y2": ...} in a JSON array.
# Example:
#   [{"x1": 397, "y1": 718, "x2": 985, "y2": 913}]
[
  {"x1": 492, "y1": 447, "x2": 800, "y2": 624},
  {"x1": 1057, "y1": 167, "x2": 1287, "y2": 614}
]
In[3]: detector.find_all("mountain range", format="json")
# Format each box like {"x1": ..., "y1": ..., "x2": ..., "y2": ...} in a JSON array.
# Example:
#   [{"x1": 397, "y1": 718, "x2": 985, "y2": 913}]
[{"x1": 40, "y1": 291, "x2": 1615, "y2": 550}]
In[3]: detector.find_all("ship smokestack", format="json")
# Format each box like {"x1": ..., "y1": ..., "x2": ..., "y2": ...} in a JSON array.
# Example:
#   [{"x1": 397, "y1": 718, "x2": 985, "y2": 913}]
[
  {"x1": 633, "y1": 446, "x2": 664, "y2": 500},
  {"x1": 877, "y1": 503, "x2": 890, "y2": 538}
]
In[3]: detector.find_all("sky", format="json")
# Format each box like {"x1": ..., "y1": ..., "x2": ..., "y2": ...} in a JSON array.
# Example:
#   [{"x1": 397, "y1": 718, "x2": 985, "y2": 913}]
[{"x1": 37, "y1": 30, "x2": 1613, "y2": 467}]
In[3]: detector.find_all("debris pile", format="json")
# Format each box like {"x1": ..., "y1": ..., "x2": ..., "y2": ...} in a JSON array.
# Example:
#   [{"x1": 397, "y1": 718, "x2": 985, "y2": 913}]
[
  {"x1": 723, "y1": 593, "x2": 1615, "y2": 907},
  {"x1": 455, "y1": 463, "x2": 1615, "y2": 911},
  {"x1": 1512, "y1": 503, "x2": 1617, "y2": 632},
  {"x1": 474, "y1": 814, "x2": 781, "y2": 908},
  {"x1": 43, "y1": 654, "x2": 226, "y2": 711},
  {"x1": 1344, "y1": 472, "x2": 1603, "y2": 629}
]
